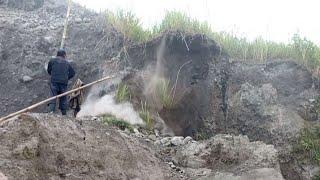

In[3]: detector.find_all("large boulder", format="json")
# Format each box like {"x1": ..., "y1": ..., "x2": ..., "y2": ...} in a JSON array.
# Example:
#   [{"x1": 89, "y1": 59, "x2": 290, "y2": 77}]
[
  {"x1": 227, "y1": 82, "x2": 305, "y2": 145},
  {"x1": 226, "y1": 61, "x2": 316, "y2": 145}
]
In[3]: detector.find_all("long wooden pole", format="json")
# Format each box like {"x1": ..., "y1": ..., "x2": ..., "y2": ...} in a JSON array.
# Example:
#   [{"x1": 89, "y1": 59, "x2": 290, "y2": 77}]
[
  {"x1": 60, "y1": 0, "x2": 72, "y2": 49},
  {"x1": 0, "y1": 76, "x2": 114, "y2": 125}
]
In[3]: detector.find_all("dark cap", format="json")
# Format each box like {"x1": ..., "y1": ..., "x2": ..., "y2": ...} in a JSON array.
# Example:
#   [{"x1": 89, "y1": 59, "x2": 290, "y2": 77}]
[{"x1": 57, "y1": 49, "x2": 66, "y2": 57}]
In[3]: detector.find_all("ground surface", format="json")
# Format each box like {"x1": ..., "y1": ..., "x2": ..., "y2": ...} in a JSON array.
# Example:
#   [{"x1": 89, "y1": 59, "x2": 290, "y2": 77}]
[{"x1": 0, "y1": 0, "x2": 320, "y2": 179}]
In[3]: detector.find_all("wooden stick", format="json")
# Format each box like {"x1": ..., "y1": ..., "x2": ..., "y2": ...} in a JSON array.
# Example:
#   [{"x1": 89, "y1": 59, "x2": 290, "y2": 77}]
[
  {"x1": 0, "y1": 76, "x2": 114, "y2": 125},
  {"x1": 60, "y1": 0, "x2": 72, "y2": 49}
]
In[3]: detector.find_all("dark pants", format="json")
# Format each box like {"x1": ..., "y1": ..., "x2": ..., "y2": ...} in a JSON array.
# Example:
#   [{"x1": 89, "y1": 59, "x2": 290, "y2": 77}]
[{"x1": 48, "y1": 82, "x2": 68, "y2": 115}]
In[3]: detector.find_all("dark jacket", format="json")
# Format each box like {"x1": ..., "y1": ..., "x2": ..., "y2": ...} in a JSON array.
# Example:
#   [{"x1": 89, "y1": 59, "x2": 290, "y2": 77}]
[{"x1": 47, "y1": 57, "x2": 75, "y2": 85}]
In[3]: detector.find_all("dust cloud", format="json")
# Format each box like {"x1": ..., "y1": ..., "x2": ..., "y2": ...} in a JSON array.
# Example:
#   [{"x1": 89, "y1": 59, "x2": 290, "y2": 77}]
[{"x1": 77, "y1": 93, "x2": 144, "y2": 125}]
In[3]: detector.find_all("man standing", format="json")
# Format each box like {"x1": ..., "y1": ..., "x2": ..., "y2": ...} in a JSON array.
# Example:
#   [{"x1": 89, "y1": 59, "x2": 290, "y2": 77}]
[{"x1": 47, "y1": 49, "x2": 75, "y2": 115}]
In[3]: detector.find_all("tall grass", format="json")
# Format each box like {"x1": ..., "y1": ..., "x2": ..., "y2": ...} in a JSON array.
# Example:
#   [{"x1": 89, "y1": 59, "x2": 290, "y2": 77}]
[
  {"x1": 105, "y1": 10, "x2": 320, "y2": 71},
  {"x1": 295, "y1": 125, "x2": 320, "y2": 166},
  {"x1": 106, "y1": 10, "x2": 152, "y2": 43},
  {"x1": 139, "y1": 101, "x2": 153, "y2": 130},
  {"x1": 155, "y1": 78, "x2": 175, "y2": 109},
  {"x1": 153, "y1": 11, "x2": 212, "y2": 35},
  {"x1": 115, "y1": 84, "x2": 130, "y2": 103}
]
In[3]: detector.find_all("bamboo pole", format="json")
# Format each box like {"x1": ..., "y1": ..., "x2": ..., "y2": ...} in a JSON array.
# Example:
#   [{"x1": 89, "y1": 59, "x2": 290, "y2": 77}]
[
  {"x1": 0, "y1": 76, "x2": 115, "y2": 125},
  {"x1": 60, "y1": 0, "x2": 72, "y2": 49}
]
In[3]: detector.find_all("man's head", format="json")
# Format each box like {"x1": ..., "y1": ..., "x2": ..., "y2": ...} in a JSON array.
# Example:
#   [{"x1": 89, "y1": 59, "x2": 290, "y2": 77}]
[{"x1": 57, "y1": 49, "x2": 66, "y2": 58}]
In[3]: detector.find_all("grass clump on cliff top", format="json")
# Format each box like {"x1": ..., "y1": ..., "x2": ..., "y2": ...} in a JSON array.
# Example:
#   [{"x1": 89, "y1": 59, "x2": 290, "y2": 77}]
[
  {"x1": 106, "y1": 10, "x2": 152, "y2": 43},
  {"x1": 106, "y1": 10, "x2": 320, "y2": 71},
  {"x1": 153, "y1": 11, "x2": 212, "y2": 35}
]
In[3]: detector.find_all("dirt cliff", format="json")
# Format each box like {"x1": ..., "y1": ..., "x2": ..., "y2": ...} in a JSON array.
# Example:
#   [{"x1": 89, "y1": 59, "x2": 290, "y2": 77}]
[{"x1": 0, "y1": 0, "x2": 319, "y2": 179}]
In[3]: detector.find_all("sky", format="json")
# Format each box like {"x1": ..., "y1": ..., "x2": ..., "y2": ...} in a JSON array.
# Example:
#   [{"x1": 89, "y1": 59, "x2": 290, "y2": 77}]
[{"x1": 73, "y1": 0, "x2": 320, "y2": 44}]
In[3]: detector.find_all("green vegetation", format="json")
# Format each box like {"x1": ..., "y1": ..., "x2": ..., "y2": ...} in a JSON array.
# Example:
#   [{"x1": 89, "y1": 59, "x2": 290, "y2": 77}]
[
  {"x1": 103, "y1": 114, "x2": 134, "y2": 132},
  {"x1": 106, "y1": 10, "x2": 152, "y2": 43},
  {"x1": 106, "y1": 10, "x2": 320, "y2": 71},
  {"x1": 139, "y1": 101, "x2": 153, "y2": 130},
  {"x1": 155, "y1": 78, "x2": 174, "y2": 109},
  {"x1": 115, "y1": 84, "x2": 130, "y2": 103},
  {"x1": 153, "y1": 11, "x2": 212, "y2": 35},
  {"x1": 296, "y1": 125, "x2": 320, "y2": 165},
  {"x1": 194, "y1": 131, "x2": 211, "y2": 141},
  {"x1": 316, "y1": 97, "x2": 320, "y2": 115}
]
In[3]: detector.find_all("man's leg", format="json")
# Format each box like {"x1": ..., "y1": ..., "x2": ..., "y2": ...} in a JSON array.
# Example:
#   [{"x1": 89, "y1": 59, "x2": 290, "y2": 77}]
[
  {"x1": 59, "y1": 84, "x2": 68, "y2": 115},
  {"x1": 48, "y1": 82, "x2": 58, "y2": 113},
  {"x1": 74, "y1": 97, "x2": 81, "y2": 117}
]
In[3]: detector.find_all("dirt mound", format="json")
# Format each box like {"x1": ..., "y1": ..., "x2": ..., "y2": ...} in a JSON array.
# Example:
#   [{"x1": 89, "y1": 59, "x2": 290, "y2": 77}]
[{"x1": 0, "y1": 114, "x2": 171, "y2": 179}]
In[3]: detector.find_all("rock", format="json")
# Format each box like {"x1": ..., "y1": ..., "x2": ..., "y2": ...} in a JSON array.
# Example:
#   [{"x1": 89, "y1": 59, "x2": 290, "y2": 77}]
[
  {"x1": 91, "y1": 116, "x2": 98, "y2": 121},
  {"x1": 154, "y1": 129, "x2": 160, "y2": 137},
  {"x1": 133, "y1": 128, "x2": 143, "y2": 138},
  {"x1": 0, "y1": 172, "x2": 7, "y2": 180},
  {"x1": 173, "y1": 141, "x2": 208, "y2": 168},
  {"x1": 160, "y1": 137, "x2": 171, "y2": 146},
  {"x1": 200, "y1": 168, "x2": 284, "y2": 180},
  {"x1": 171, "y1": 136, "x2": 184, "y2": 146},
  {"x1": 148, "y1": 134, "x2": 157, "y2": 141},
  {"x1": 174, "y1": 134, "x2": 280, "y2": 173},
  {"x1": 154, "y1": 140, "x2": 161, "y2": 146},
  {"x1": 22, "y1": 75, "x2": 33, "y2": 83},
  {"x1": 43, "y1": 36, "x2": 53, "y2": 43},
  {"x1": 299, "y1": 99, "x2": 319, "y2": 121},
  {"x1": 75, "y1": 18, "x2": 82, "y2": 23},
  {"x1": 228, "y1": 82, "x2": 305, "y2": 145},
  {"x1": 183, "y1": 136, "x2": 193, "y2": 144},
  {"x1": 309, "y1": 99, "x2": 316, "y2": 103}
]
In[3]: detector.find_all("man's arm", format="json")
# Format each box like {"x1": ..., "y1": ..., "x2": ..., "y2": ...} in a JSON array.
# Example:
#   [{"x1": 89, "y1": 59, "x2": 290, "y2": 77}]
[
  {"x1": 68, "y1": 63, "x2": 75, "y2": 80},
  {"x1": 47, "y1": 60, "x2": 53, "y2": 75}
]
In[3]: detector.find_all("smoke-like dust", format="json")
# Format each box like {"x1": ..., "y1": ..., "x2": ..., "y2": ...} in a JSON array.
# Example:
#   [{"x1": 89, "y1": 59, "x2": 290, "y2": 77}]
[
  {"x1": 76, "y1": 36, "x2": 169, "y2": 127},
  {"x1": 143, "y1": 36, "x2": 168, "y2": 109},
  {"x1": 76, "y1": 76, "x2": 144, "y2": 125},
  {"x1": 77, "y1": 94, "x2": 144, "y2": 125}
]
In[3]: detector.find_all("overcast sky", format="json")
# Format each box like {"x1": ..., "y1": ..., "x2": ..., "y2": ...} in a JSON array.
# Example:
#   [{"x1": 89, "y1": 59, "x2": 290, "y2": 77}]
[{"x1": 73, "y1": 0, "x2": 320, "y2": 44}]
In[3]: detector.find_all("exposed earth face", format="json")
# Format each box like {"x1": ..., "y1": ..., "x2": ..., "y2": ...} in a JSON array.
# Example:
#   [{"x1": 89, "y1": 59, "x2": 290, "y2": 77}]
[{"x1": 0, "y1": 0, "x2": 319, "y2": 179}]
